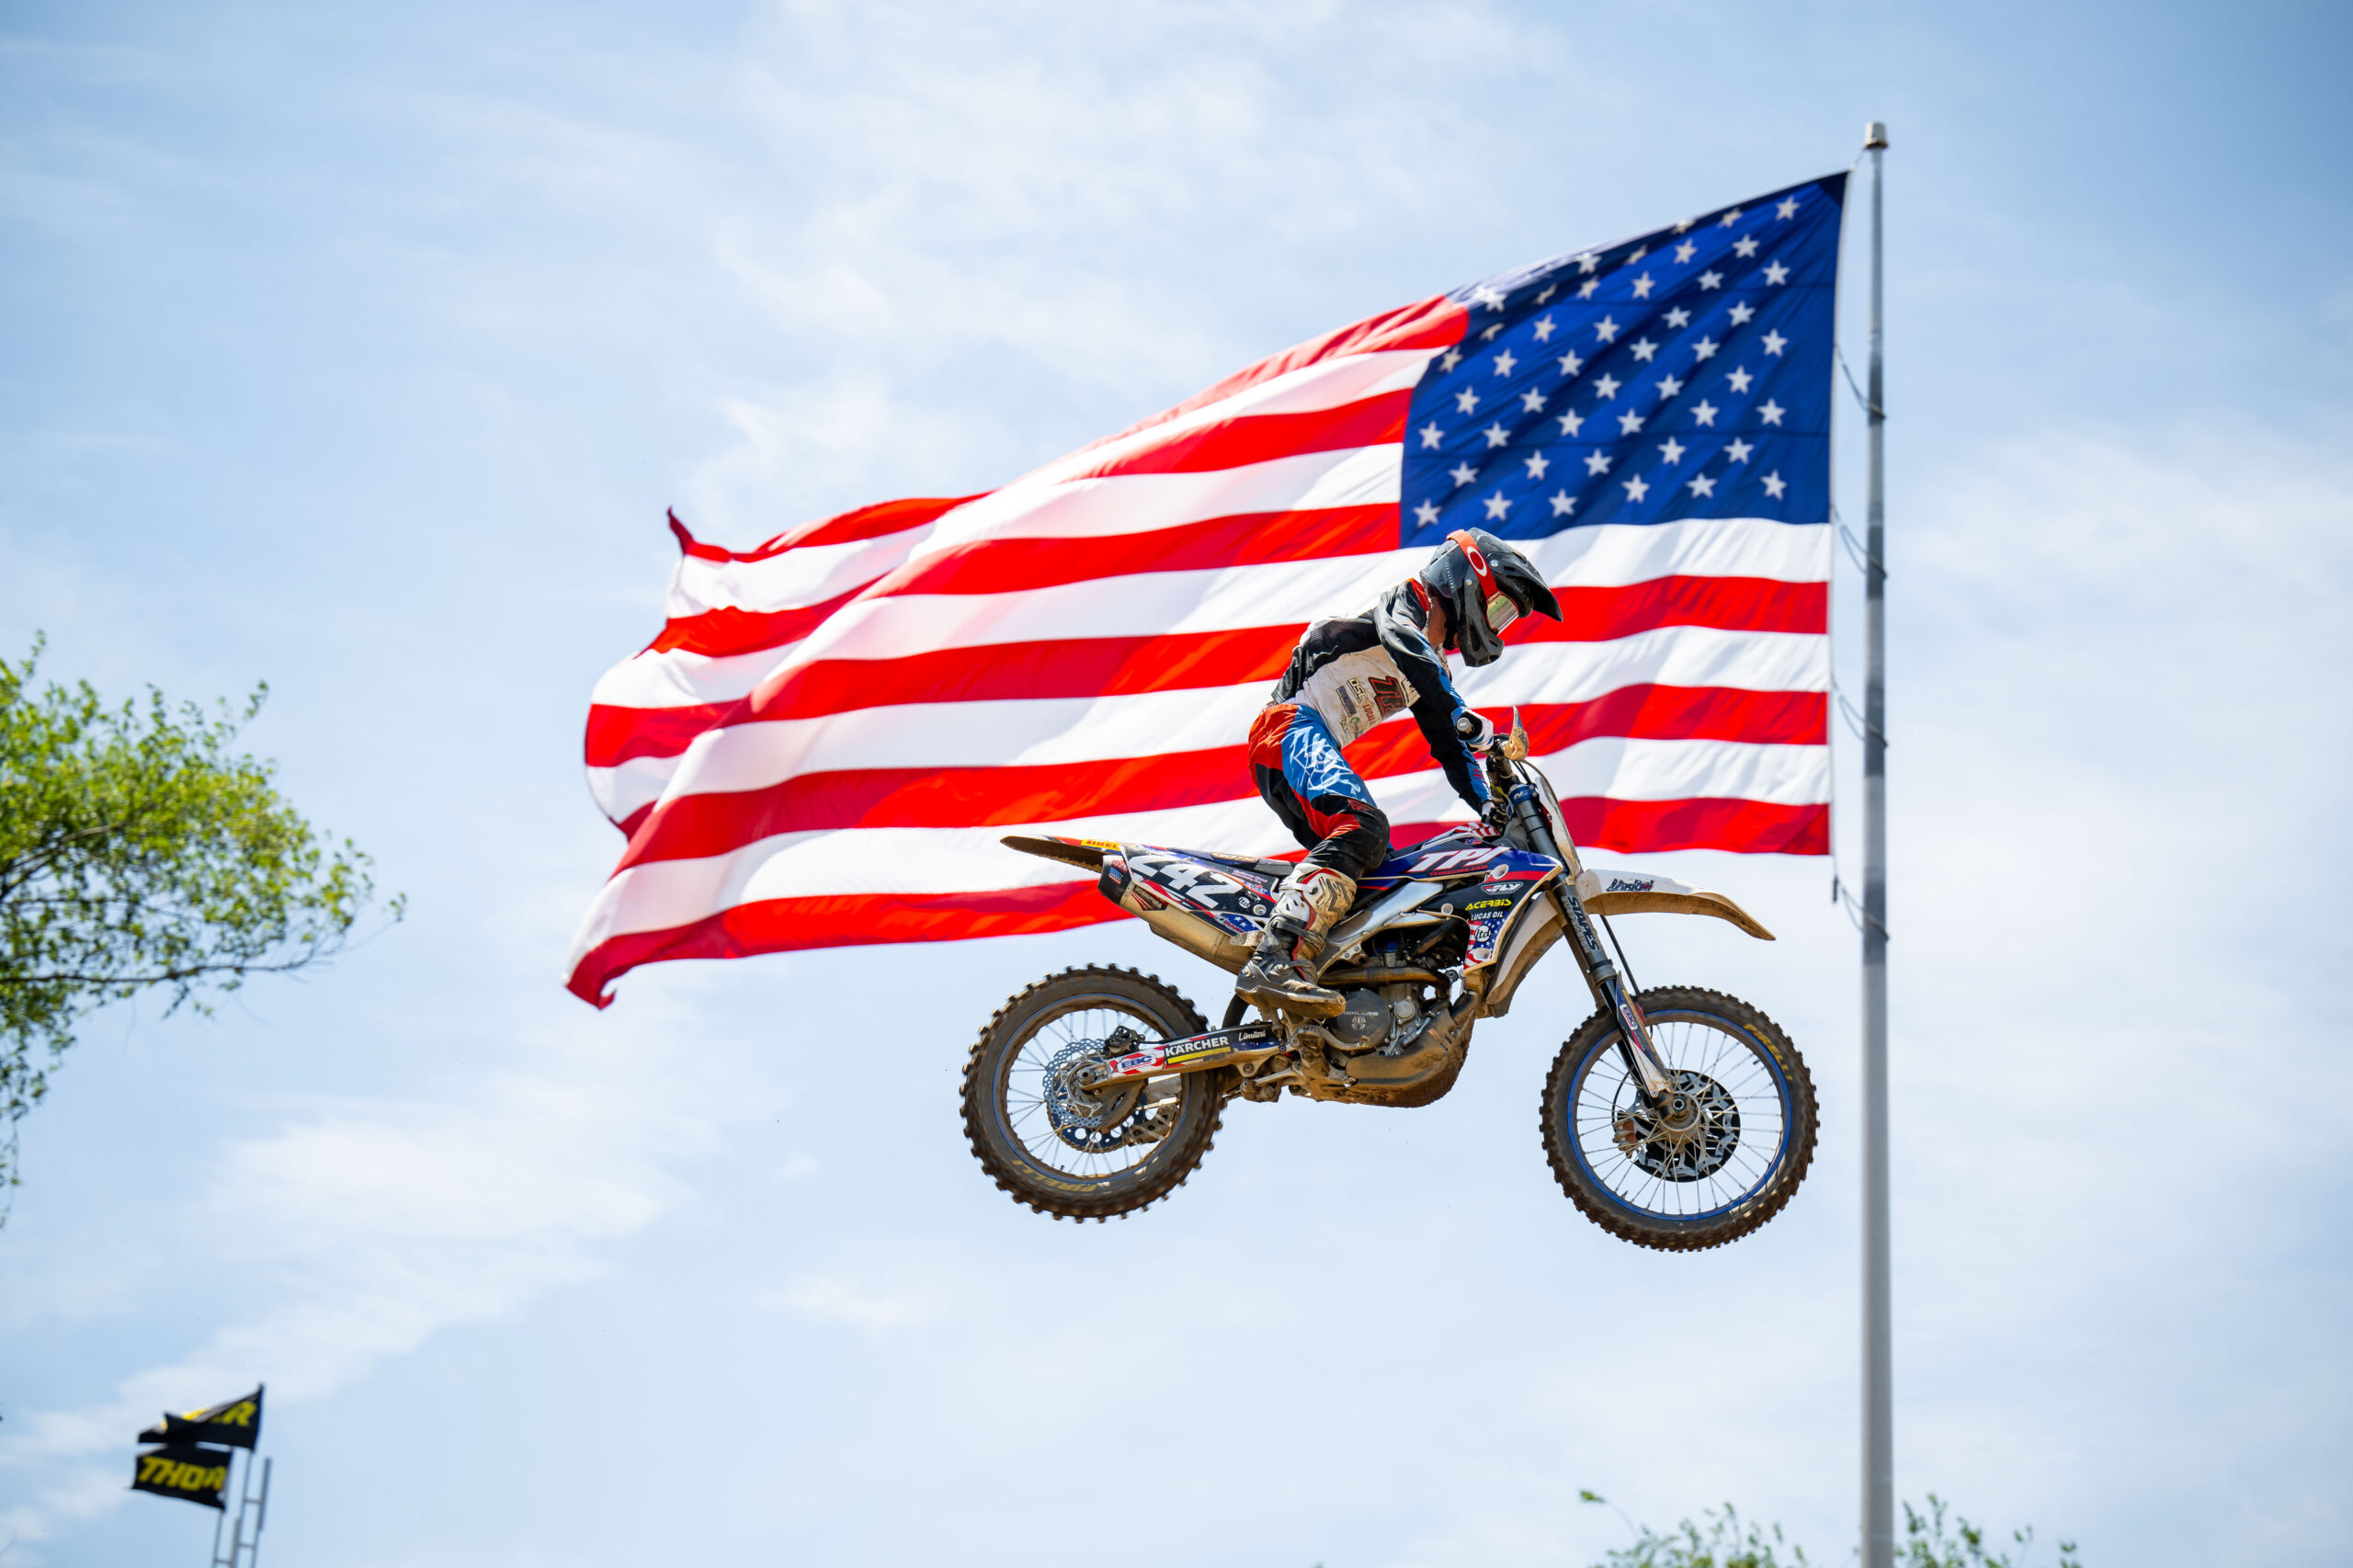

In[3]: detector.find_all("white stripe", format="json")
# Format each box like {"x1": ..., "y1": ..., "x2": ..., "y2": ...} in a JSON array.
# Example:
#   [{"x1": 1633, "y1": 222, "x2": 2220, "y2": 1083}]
[
  {"x1": 670, "y1": 525, "x2": 937, "y2": 619},
  {"x1": 565, "y1": 736, "x2": 1821, "y2": 960},
  {"x1": 1011, "y1": 347, "x2": 1436, "y2": 490},
  {"x1": 600, "y1": 517, "x2": 1829, "y2": 716}
]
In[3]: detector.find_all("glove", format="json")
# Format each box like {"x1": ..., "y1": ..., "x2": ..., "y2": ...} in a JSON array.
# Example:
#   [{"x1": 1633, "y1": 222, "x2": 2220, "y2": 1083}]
[{"x1": 1454, "y1": 709, "x2": 1497, "y2": 753}]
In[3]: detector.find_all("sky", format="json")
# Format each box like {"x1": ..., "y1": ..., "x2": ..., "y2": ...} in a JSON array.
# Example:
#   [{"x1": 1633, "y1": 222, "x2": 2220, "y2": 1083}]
[{"x1": 3, "y1": 1, "x2": 2350, "y2": 1563}]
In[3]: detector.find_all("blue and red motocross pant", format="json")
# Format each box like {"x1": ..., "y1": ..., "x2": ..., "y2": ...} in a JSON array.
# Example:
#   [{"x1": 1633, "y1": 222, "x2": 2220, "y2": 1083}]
[{"x1": 1245, "y1": 702, "x2": 1392, "y2": 885}]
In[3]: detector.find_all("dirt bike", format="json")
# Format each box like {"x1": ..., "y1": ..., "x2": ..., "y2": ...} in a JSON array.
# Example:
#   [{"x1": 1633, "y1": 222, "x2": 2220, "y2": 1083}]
[{"x1": 969, "y1": 714, "x2": 1815, "y2": 1251}]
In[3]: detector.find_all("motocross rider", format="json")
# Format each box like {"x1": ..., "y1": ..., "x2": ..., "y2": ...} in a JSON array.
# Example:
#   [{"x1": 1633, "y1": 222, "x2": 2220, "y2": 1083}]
[{"x1": 1236, "y1": 528, "x2": 1562, "y2": 1017}]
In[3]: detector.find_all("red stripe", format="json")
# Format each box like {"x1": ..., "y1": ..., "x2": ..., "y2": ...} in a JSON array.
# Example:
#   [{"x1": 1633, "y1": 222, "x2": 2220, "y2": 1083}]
[
  {"x1": 745, "y1": 626, "x2": 1304, "y2": 724},
  {"x1": 1513, "y1": 577, "x2": 1825, "y2": 642},
  {"x1": 867, "y1": 502, "x2": 1400, "y2": 597},
  {"x1": 585, "y1": 700, "x2": 743, "y2": 768},
  {"x1": 1070, "y1": 392, "x2": 1409, "y2": 481},
  {"x1": 649, "y1": 585, "x2": 863, "y2": 657},
  {"x1": 1383, "y1": 798, "x2": 1826, "y2": 856},
  {"x1": 612, "y1": 688, "x2": 1823, "y2": 869},
  {"x1": 566, "y1": 881, "x2": 1118, "y2": 1006},
  {"x1": 683, "y1": 494, "x2": 978, "y2": 562},
  {"x1": 1079, "y1": 295, "x2": 1464, "y2": 458},
  {"x1": 567, "y1": 794, "x2": 1825, "y2": 1000}
]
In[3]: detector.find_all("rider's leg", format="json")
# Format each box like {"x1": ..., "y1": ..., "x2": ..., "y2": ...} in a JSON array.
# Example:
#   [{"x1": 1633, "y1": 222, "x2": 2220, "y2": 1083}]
[{"x1": 1236, "y1": 707, "x2": 1392, "y2": 1017}]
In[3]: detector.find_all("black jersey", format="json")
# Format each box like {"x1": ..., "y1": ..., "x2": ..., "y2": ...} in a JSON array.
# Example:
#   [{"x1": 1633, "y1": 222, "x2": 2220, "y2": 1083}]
[{"x1": 1267, "y1": 579, "x2": 1488, "y2": 808}]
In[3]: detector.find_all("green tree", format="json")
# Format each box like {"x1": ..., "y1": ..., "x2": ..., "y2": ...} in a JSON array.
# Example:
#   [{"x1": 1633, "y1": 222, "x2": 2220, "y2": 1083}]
[
  {"x1": 0, "y1": 636, "x2": 400, "y2": 1205},
  {"x1": 1578, "y1": 1491, "x2": 2080, "y2": 1568}
]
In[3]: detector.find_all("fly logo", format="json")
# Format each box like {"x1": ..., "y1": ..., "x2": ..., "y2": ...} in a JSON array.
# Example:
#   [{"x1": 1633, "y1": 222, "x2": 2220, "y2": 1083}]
[{"x1": 1411, "y1": 846, "x2": 1500, "y2": 874}]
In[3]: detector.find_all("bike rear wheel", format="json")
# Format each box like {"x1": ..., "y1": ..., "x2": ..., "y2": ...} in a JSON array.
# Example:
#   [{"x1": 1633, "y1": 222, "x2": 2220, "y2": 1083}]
[
  {"x1": 962, "y1": 965, "x2": 1225, "y2": 1221},
  {"x1": 1540, "y1": 985, "x2": 1815, "y2": 1252}
]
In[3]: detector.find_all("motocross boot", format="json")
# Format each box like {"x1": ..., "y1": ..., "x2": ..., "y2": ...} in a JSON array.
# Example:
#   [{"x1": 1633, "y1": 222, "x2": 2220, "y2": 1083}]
[{"x1": 1234, "y1": 866, "x2": 1355, "y2": 1018}]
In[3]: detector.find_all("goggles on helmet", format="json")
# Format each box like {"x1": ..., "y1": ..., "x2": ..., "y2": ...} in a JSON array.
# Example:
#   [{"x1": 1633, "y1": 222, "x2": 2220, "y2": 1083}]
[{"x1": 1448, "y1": 529, "x2": 1522, "y2": 634}]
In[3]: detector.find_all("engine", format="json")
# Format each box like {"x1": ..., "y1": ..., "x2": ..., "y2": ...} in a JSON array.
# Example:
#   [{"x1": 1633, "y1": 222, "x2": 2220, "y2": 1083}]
[{"x1": 1325, "y1": 983, "x2": 1433, "y2": 1055}]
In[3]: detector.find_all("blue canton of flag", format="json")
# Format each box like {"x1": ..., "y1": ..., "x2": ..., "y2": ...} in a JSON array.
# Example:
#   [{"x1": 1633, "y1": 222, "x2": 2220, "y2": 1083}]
[{"x1": 1402, "y1": 174, "x2": 1847, "y2": 547}]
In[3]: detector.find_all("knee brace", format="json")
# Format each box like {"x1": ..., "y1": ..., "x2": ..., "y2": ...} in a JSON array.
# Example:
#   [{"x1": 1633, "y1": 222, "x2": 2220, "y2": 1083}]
[{"x1": 1268, "y1": 865, "x2": 1357, "y2": 958}]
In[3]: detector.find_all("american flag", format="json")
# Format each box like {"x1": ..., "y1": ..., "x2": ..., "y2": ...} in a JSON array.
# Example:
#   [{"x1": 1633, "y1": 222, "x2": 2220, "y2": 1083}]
[{"x1": 566, "y1": 174, "x2": 1846, "y2": 1006}]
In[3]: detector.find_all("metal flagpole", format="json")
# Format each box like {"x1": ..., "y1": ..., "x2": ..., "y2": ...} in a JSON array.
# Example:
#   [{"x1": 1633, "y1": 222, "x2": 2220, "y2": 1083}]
[{"x1": 1859, "y1": 118, "x2": 1893, "y2": 1568}]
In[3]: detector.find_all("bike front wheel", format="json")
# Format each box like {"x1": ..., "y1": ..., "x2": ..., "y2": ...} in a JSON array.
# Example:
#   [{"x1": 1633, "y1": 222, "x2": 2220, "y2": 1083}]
[{"x1": 1539, "y1": 985, "x2": 1816, "y2": 1252}]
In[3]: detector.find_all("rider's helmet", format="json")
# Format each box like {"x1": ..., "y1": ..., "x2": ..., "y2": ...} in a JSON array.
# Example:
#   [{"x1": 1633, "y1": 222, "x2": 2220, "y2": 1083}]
[{"x1": 1417, "y1": 528, "x2": 1562, "y2": 666}]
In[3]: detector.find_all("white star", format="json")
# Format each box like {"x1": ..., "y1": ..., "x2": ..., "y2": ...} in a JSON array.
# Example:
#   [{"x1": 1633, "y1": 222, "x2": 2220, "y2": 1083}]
[
  {"x1": 1699, "y1": 269, "x2": 1724, "y2": 290},
  {"x1": 1688, "y1": 473, "x2": 1717, "y2": 497},
  {"x1": 1519, "y1": 388, "x2": 1547, "y2": 414},
  {"x1": 1658, "y1": 437, "x2": 1688, "y2": 464},
  {"x1": 1483, "y1": 492, "x2": 1512, "y2": 520},
  {"x1": 1556, "y1": 410, "x2": 1585, "y2": 437},
  {"x1": 1584, "y1": 451, "x2": 1612, "y2": 476},
  {"x1": 1674, "y1": 217, "x2": 1697, "y2": 233},
  {"x1": 1776, "y1": 197, "x2": 1799, "y2": 220},
  {"x1": 1674, "y1": 240, "x2": 1698, "y2": 264},
  {"x1": 1761, "y1": 329, "x2": 1789, "y2": 357},
  {"x1": 1577, "y1": 279, "x2": 1599, "y2": 300},
  {"x1": 1537, "y1": 284, "x2": 1558, "y2": 305},
  {"x1": 1525, "y1": 451, "x2": 1551, "y2": 480},
  {"x1": 1450, "y1": 460, "x2": 1479, "y2": 487},
  {"x1": 1549, "y1": 490, "x2": 1577, "y2": 517},
  {"x1": 1440, "y1": 347, "x2": 1464, "y2": 371},
  {"x1": 1493, "y1": 349, "x2": 1518, "y2": 377},
  {"x1": 1592, "y1": 372, "x2": 1621, "y2": 400},
  {"x1": 1480, "y1": 324, "x2": 1505, "y2": 342},
  {"x1": 1665, "y1": 307, "x2": 1692, "y2": 329},
  {"x1": 1761, "y1": 470, "x2": 1788, "y2": 499},
  {"x1": 1575, "y1": 253, "x2": 1599, "y2": 274},
  {"x1": 1594, "y1": 315, "x2": 1620, "y2": 342},
  {"x1": 1618, "y1": 409, "x2": 1646, "y2": 436},
  {"x1": 1727, "y1": 366, "x2": 1755, "y2": 393},
  {"x1": 1471, "y1": 282, "x2": 1506, "y2": 311},
  {"x1": 1482, "y1": 422, "x2": 1512, "y2": 449},
  {"x1": 1733, "y1": 236, "x2": 1760, "y2": 258},
  {"x1": 1692, "y1": 336, "x2": 1719, "y2": 361},
  {"x1": 1532, "y1": 315, "x2": 1557, "y2": 342},
  {"x1": 1763, "y1": 261, "x2": 1790, "y2": 286},
  {"x1": 1631, "y1": 338, "x2": 1659, "y2": 363},
  {"x1": 1630, "y1": 245, "x2": 1647, "y2": 263},
  {"x1": 1454, "y1": 387, "x2": 1480, "y2": 414},
  {"x1": 1631, "y1": 273, "x2": 1655, "y2": 299},
  {"x1": 1758, "y1": 399, "x2": 1787, "y2": 426},
  {"x1": 1657, "y1": 374, "x2": 1686, "y2": 399},
  {"x1": 1725, "y1": 437, "x2": 1755, "y2": 462},
  {"x1": 1719, "y1": 207, "x2": 1744, "y2": 228},
  {"x1": 1691, "y1": 399, "x2": 1720, "y2": 427},
  {"x1": 1414, "y1": 499, "x2": 1441, "y2": 526},
  {"x1": 1417, "y1": 421, "x2": 1443, "y2": 449},
  {"x1": 1622, "y1": 474, "x2": 1651, "y2": 503},
  {"x1": 1728, "y1": 301, "x2": 1756, "y2": 325},
  {"x1": 1556, "y1": 349, "x2": 1585, "y2": 377}
]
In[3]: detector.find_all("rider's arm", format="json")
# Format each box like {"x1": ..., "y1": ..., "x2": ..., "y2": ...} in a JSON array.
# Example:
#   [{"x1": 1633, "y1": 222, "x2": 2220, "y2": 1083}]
[{"x1": 1374, "y1": 585, "x2": 1490, "y2": 812}]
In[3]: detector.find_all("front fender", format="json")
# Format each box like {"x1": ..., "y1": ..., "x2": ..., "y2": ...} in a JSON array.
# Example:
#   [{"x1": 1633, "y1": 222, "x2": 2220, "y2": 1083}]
[{"x1": 1574, "y1": 868, "x2": 1775, "y2": 940}]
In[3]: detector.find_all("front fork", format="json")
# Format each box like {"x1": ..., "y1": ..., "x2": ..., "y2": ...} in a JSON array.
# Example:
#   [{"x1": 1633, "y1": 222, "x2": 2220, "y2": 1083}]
[{"x1": 1502, "y1": 776, "x2": 1677, "y2": 1101}]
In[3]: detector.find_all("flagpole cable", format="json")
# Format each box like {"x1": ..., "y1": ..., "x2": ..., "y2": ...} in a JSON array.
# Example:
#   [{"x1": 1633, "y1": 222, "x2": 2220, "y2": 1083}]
[{"x1": 1859, "y1": 119, "x2": 1894, "y2": 1568}]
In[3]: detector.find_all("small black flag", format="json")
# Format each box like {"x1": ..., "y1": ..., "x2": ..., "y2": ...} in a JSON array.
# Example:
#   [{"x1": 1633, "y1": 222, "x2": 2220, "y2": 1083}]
[
  {"x1": 131, "y1": 1443, "x2": 234, "y2": 1510},
  {"x1": 139, "y1": 1385, "x2": 263, "y2": 1450}
]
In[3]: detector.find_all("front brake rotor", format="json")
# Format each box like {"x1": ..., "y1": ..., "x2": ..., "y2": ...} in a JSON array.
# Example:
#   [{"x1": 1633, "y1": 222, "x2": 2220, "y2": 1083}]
[{"x1": 1611, "y1": 1068, "x2": 1743, "y2": 1182}]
